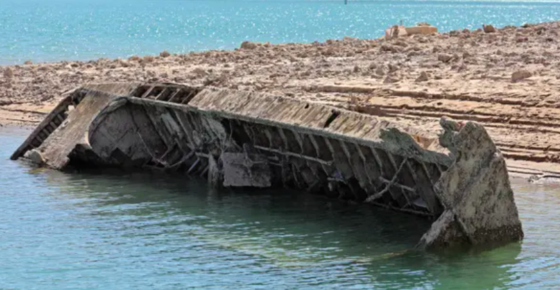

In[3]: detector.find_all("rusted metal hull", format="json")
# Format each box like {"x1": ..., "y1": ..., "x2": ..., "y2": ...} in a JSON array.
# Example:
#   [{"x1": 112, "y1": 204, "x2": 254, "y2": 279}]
[{"x1": 11, "y1": 83, "x2": 524, "y2": 251}]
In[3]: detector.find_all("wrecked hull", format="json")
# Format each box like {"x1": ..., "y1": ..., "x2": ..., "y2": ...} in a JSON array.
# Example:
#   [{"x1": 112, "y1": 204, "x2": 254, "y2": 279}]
[{"x1": 11, "y1": 83, "x2": 523, "y2": 250}]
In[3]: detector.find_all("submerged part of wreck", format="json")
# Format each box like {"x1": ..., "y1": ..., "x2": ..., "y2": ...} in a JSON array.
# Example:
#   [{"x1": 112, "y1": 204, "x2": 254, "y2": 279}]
[{"x1": 11, "y1": 83, "x2": 523, "y2": 250}]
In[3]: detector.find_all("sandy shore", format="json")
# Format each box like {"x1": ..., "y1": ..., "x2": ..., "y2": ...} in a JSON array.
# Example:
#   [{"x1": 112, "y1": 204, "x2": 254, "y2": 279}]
[{"x1": 3, "y1": 21, "x2": 560, "y2": 177}]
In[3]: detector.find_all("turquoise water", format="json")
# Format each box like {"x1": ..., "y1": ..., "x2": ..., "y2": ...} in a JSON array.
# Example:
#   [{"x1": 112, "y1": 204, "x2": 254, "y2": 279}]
[
  {"x1": 2, "y1": 129, "x2": 560, "y2": 289},
  {"x1": 2, "y1": 0, "x2": 560, "y2": 64}
]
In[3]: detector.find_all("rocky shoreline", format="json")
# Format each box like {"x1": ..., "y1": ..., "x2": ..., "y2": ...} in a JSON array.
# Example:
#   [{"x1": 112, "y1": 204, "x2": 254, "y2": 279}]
[{"x1": 3, "y1": 21, "x2": 560, "y2": 178}]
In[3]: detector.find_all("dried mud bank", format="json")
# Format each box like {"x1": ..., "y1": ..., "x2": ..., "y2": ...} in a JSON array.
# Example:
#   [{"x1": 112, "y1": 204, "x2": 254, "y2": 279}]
[{"x1": 3, "y1": 21, "x2": 560, "y2": 179}]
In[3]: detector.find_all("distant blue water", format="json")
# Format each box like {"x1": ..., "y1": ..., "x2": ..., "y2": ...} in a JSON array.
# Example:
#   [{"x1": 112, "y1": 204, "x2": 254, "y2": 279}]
[{"x1": 1, "y1": 0, "x2": 560, "y2": 64}]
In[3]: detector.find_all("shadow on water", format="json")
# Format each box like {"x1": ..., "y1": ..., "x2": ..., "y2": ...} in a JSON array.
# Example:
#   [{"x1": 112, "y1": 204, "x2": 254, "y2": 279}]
[{"x1": 42, "y1": 168, "x2": 432, "y2": 251}]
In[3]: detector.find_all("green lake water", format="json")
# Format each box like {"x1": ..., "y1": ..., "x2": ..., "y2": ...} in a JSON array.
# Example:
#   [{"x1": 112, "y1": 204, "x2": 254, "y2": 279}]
[{"x1": 1, "y1": 128, "x2": 559, "y2": 289}]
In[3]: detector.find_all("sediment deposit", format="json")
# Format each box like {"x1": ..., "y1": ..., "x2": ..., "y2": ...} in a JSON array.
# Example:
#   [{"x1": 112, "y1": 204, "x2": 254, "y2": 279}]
[{"x1": 3, "y1": 21, "x2": 560, "y2": 176}]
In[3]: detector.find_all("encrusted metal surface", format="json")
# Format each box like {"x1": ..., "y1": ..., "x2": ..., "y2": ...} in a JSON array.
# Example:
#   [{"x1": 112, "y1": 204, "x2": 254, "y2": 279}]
[{"x1": 11, "y1": 83, "x2": 524, "y2": 251}]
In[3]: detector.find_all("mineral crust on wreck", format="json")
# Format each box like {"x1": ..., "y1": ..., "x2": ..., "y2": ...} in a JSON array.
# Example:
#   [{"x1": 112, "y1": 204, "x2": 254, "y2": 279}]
[{"x1": 11, "y1": 83, "x2": 524, "y2": 250}]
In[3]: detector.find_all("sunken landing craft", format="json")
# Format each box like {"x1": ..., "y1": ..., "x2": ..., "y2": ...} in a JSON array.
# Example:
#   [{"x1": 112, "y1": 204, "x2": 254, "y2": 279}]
[{"x1": 11, "y1": 83, "x2": 523, "y2": 250}]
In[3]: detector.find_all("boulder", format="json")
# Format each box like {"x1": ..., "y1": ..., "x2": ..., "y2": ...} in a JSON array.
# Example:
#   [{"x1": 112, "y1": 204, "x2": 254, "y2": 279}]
[
  {"x1": 438, "y1": 54, "x2": 453, "y2": 63},
  {"x1": 240, "y1": 41, "x2": 258, "y2": 50},
  {"x1": 416, "y1": 71, "x2": 429, "y2": 82},
  {"x1": 483, "y1": 24, "x2": 496, "y2": 33},
  {"x1": 3, "y1": 67, "x2": 13, "y2": 79},
  {"x1": 512, "y1": 70, "x2": 532, "y2": 82}
]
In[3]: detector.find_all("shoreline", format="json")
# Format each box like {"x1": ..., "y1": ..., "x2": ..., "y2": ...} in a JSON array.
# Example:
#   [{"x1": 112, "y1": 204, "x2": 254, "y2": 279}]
[{"x1": 3, "y1": 20, "x2": 560, "y2": 181}]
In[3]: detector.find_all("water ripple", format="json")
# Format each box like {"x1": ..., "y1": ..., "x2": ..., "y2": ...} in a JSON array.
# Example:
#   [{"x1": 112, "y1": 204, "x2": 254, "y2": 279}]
[{"x1": 2, "y1": 129, "x2": 560, "y2": 289}]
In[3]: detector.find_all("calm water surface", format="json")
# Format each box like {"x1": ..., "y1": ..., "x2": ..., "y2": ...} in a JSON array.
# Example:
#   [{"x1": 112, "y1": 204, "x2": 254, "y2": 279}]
[
  {"x1": 1, "y1": 129, "x2": 560, "y2": 289},
  {"x1": 2, "y1": 0, "x2": 560, "y2": 64}
]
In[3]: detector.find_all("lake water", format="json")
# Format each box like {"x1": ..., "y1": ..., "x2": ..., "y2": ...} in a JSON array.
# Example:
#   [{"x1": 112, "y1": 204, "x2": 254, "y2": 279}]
[
  {"x1": 1, "y1": 129, "x2": 560, "y2": 289},
  {"x1": 2, "y1": 0, "x2": 560, "y2": 64}
]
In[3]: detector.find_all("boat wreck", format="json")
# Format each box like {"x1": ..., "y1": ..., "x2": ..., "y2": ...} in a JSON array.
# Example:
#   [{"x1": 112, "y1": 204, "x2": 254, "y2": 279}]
[{"x1": 11, "y1": 83, "x2": 523, "y2": 250}]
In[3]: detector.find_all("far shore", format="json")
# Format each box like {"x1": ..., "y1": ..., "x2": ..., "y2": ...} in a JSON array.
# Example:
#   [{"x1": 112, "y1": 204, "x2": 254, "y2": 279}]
[{"x1": 3, "y1": 21, "x2": 560, "y2": 179}]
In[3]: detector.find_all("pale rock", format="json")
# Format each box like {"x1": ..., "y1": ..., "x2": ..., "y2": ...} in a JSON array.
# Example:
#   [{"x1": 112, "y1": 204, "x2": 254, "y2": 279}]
[
  {"x1": 438, "y1": 54, "x2": 453, "y2": 63},
  {"x1": 3, "y1": 67, "x2": 13, "y2": 79},
  {"x1": 375, "y1": 66, "x2": 385, "y2": 76},
  {"x1": 24, "y1": 149, "x2": 45, "y2": 166},
  {"x1": 383, "y1": 74, "x2": 399, "y2": 84},
  {"x1": 192, "y1": 67, "x2": 207, "y2": 77},
  {"x1": 512, "y1": 70, "x2": 532, "y2": 82},
  {"x1": 416, "y1": 71, "x2": 429, "y2": 82}
]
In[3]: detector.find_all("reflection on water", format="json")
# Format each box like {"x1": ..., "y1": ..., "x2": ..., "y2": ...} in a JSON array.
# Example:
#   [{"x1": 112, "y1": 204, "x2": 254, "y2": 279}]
[{"x1": 1, "y1": 129, "x2": 559, "y2": 289}]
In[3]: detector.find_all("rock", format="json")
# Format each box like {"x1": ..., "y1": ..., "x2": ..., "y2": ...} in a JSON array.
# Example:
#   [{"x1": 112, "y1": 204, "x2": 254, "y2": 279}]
[
  {"x1": 40, "y1": 94, "x2": 54, "y2": 102},
  {"x1": 383, "y1": 75, "x2": 399, "y2": 84},
  {"x1": 438, "y1": 54, "x2": 453, "y2": 63},
  {"x1": 159, "y1": 50, "x2": 171, "y2": 58},
  {"x1": 119, "y1": 60, "x2": 129, "y2": 68},
  {"x1": 516, "y1": 36, "x2": 528, "y2": 43},
  {"x1": 393, "y1": 40, "x2": 408, "y2": 47},
  {"x1": 375, "y1": 66, "x2": 385, "y2": 76},
  {"x1": 143, "y1": 55, "x2": 155, "y2": 63},
  {"x1": 322, "y1": 48, "x2": 335, "y2": 56},
  {"x1": 24, "y1": 149, "x2": 46, "y2": 166},
  {"x1": 0, "y1": 98, "x2": 13, "y2": 106},
  {"x1": 483, "y1": 24, "x2": 496, "y2": 33},
  {"x1": 416, "y1": 71, "x2": 429, "y2": 82},
  {"x1": 380, "y1": 44, "x2": 400, "y2": 53},
  {"x1": 24, "y1": 60, "x2": 33, "y2": 65},
  {"x1": 3, "y1": 67, "x2": 13, "y2": 79},
  {"x1": 240, "y1": 41, "x2": 258, "y2": 50},
  {"x1": 128, "y1": 55, "x2": 140, "y2": 61},
  {"x1": 192, "y1": 67, "x2": 207, "y2": 77},
  {"x1": 512, "y1": 70, "x2": 532, "y2": 82}
]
